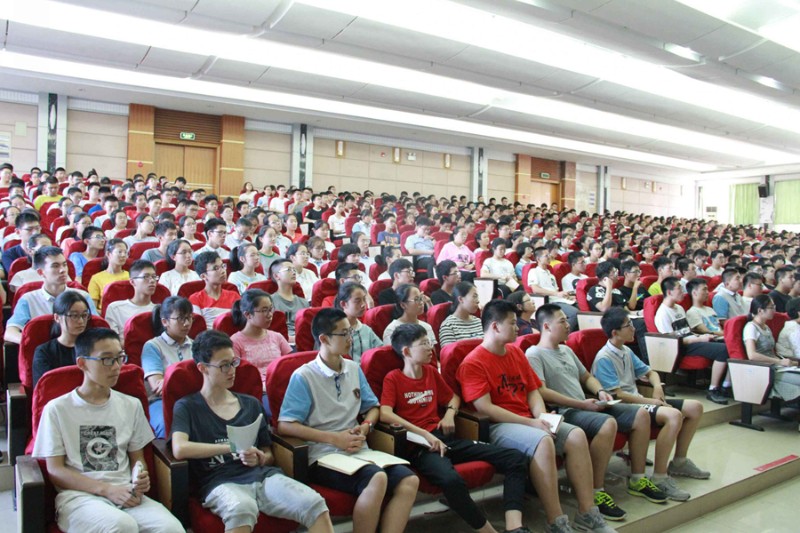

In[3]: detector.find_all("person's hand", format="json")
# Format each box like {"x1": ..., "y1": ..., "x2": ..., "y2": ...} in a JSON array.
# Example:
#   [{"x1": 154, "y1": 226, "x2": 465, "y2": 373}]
[
  {"x1": 604, "y1": 277, "x2": 615, "y2": 290},
  {"x1": 780, "y1": 358, "x2": 793, "y2": 367},
  {"x1": 651, "y1": 384, "x2": 666, "y2": 403},
  {"x1": 151, "y1": 378, "x2": 164, "y2": 396},
  {"x1": 529, "y1": 418, "x2": 554, "y2": 435},
  {"x1": 437, "y1": 411, "x2": 456, "y2": 435},
  {"x1": 332, "y1": 427, "x2": 366, "y2": 453},
  {"x1": 422, "y1": 432, "x2": 448, "y2": 457},
  {"x1": 699, "y1": 334, "x2": 714, "y2": 343},
  {"x1": 581, "y1": 399, "x2": 604, "y2": 412},
  {"x1": 598, "y1": 390, "x2": 614, "y2": 402},
  {"x1": 104, "y1": 483, "x2": 141, "y2": 508},
  {"x1": 132, "y1": 467, "x2": 150, "y2": 494},
  {"x1": 632, "y1": 277, "x2": 641, "y2": 288},
  {"x1": 238, "y1": 447, "x2": 264, "y2": 467}
]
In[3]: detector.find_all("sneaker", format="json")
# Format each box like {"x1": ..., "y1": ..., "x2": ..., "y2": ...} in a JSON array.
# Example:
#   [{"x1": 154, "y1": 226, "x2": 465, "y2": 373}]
[
  {"x1": 593, "y1": 491, "x2": 627, "y2": 521},
  {"x1": 503, "y1": 528, "x2": 533, "y2": 533},
  {"x1": 627, "y1": 477, "x2": 667, "y2": 503},
  {"x1": 574, "y1": 506, "x2": 618, "y2": 532},
  {"x1": 721, "y1": 385, "x2": 734, "y2": 398},
  {"x1": 668, "y1": 458, "x2": 710, "y2": 479},
  {"x1": 545, "y1": 515, "x2": 575, "y2": 533},
  {"x1": 706, "y1": 388, "x2": 729, "y2": 405},
  {"x1": 654, "y1": 476, "x2": 691, "y2": 501}
]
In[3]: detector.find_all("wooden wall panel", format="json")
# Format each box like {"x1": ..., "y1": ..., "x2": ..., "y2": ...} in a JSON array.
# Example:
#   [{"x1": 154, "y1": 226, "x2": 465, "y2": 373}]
[
  {"x1": 155, "y1": 109, "x2": 221, "y2": 144},
  {"x1": 154, "y1": 143, "x2": 184, "y2": 182},
  {"x1": 184, "y1": 146, "x2": 216, "y2": 190},
  {"x1": 127, "y1": 104, "x2": 155, "y2": 178},
  {"x1": 219, "y1": 115, "x2": 245, "y2": 197}
]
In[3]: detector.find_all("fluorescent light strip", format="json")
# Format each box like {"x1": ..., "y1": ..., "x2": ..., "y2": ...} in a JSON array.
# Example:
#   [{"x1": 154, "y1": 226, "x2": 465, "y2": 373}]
[
  {"x1": 0, "y1": 0, "x2": 793, "y2": 164},
  {"x1": 0, "y1": 50, "x2": 716, "y2": 172},
  {"x1": 297, "y1": 0, "x2": 800, "y2": 134}
]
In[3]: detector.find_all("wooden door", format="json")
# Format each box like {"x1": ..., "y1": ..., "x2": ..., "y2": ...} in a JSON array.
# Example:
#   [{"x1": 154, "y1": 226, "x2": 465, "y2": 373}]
[
  {"x1": 529, "y1": 181, "x2": 559, "y2": 206},
  {"x1": 155, "y1": 143, "x2": 184, "y2": 181},
  {"x1": 184, "y1": 146, "x2": 216, "y2": 191}
]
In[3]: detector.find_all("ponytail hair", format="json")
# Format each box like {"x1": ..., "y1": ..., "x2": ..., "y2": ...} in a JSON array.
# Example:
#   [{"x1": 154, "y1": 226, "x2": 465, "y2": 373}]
[
  {"x1": 392, "y1": 283, "x2": 418, "y2": 319},
  {"x1": 166, "y1": 239, "x2": 190, "y2": 269},
  {"x1": 231, "y1": 289, "x2": 271, "y2": 329},
  {"x1": 100, "y1": 238, "x2": 126, "y2": 270},
  {"x1": 375, "y1": 245, "x2": 397, "y2": 268},
  {"x1": 152, "y1": 296, "x2": 193, "y2": 336},
  {"x1": 451, "y1": 281, "x2": 475, "y2": 313},
  {"x1": 748, "y1": 294, "x2": 774, "y2": 322},
  {"x1": 51, "y1": 291, "x2": 91, "y2": 338}
]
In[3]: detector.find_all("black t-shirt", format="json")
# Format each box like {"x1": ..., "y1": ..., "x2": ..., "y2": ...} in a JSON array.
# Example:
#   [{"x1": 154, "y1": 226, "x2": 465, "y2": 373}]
[
  {"x1": 32, "y1": 338, "x2": 76, "y2": 388},
  {"x1": 586, "y1": 285, "x2": 625, "y2": 312},
  {"x1": 430, "y1": 289, "x2": 454, "y2": 306},
  {"x1": 171, "y1": 392, "x2": 279, "y2": 500},
  {"x1": 378, "y1": 287, "x2": 399, "y2": 306},
  {"x1": 305, "y1": 208, "x2": 324, "y2": 221},
  {"x1": 769, "y1": 290, "x2": 791, "y2": 313},
  {"x1": 618, "y1": 285, "x2": 649, "y2": 311}
]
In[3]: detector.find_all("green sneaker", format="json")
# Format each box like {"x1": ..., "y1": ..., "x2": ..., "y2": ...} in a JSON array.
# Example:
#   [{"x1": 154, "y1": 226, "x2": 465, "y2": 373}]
[
  {"x1": 593, "y1": 491, "x2": 626, "y2": 521},
  {"x1": 627, "y1": 477, "x2": 668, "y2": 503}
]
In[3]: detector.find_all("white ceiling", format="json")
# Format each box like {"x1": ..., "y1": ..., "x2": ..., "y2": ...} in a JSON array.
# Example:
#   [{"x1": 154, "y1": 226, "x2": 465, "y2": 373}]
[{"x1": 2, "y1": 0, "x2": 800, "y2": 181}]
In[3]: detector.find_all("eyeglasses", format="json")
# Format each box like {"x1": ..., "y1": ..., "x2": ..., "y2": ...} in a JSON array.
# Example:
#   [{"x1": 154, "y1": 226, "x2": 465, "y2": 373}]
[
  {"x1": 22, "y1": 225, "x2": 41, "y2": 232},
  {"x1": 204, "y1": 358, "x2": 241, "y2": 373},
  {"x1": 412, "y1": 340, "x2": 433, "y2": 348},
  {"x1": 175, "y1": 250, "x2": 193, "y2": 256},
  {"x1": 329, "y1": 329, "x2": 355, "y2": 338},
  {"x1": 207, "y1": 264, "x2": 227, "y2": 273},
  {"x1": 210, "y1": 230, "x2": 227, "y2": 235},
  {"x1": 296, "y1": 252, "x2": 310, "y2": 257},
  {"x1": 64, "y1": 312, "x2": 90, "y2": 321},
  {"x1": 253, "y1": 307, "x2": 274, "y2": 315},
  {"x1": 168, "y1": 315, "x2": 194, "y2": 324},
  {"x1": 621, "y1": 322, "x2": 635, "y2": 329},
  {"x1": 81, "y1": 354, "x2": 128, "y2": 366},
  {"x1": 132, "y1": 274, "x2": 159, "y2": 282},
  {"x1": 278, "y1": 267, "x2": 297, "y2": 274},
  {"x1": 406, "y1": 296, "x2": 425, "y2": 304},
  {"x1": 400, "y1": 269, "x2": 415, "y2": 276}
]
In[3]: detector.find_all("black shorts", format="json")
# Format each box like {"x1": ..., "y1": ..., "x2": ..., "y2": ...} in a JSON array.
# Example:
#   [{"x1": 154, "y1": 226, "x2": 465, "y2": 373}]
[{"x1": 636, "y1": 399, "x2": 685, "y2": 425}]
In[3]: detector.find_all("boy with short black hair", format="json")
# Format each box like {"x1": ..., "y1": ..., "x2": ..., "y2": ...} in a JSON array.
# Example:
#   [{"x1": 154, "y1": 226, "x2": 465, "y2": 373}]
[
  {"x1": 278, "y1": 308, "x2": 419, "y2": 533},
  {"x1": 141, "y1": 221, "x2": 178, "y2": 263},
  {"x1": 105, "y1": 260, "x2": 159, "y2": 339},
  {"x1": 33, "y1": 328, "x2": 184, "y2": 533},
  {"x1": 171, "y1": 330, "x2": 333, "y2": 533},
  {"x1": 190, "y1": 251, "x2": 240, "y2": 329}
]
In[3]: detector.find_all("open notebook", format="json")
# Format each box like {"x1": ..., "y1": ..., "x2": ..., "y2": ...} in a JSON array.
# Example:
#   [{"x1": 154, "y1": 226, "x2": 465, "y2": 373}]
[{"x1": 317, "y1": 449, "x2": 410, "y2": 475}]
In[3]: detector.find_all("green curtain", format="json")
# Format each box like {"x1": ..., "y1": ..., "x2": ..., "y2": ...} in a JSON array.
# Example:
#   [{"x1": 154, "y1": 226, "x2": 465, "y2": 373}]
[
  {"x1": 774, "y1": 180, "x2": 800, "y2": 224},
  {"x1": 730, "y1": 183, "x2": 759, "y2": 225}
]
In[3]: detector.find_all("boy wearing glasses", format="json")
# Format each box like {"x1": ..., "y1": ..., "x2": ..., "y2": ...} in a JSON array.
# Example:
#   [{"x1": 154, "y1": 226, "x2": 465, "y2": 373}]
[
  {"x1": 269, "y1": 259, "x2": 309, "y2": 343},
  {"x1": 193, "y1": 217, "x2": 230, "y2": 260},
  {"x1": 105, "y1": 260, "x2": 159, "y2": 339},
  {"x1": 378, "y1": 258, "x2": 416, "y2": 306},
  {"x1": 279, "y1": 309, "x2": 419, "y2": 533},
  {"x1": 1, "y1": 210, "x2": 41, "y2": 273},
  {"x1": 190, "y1": 251, "x2": 241, "y2": 329},
  {"x1": 382, "y1": 323, "x2": 531, "y2": 533},
  {"x1": 171, "y1": 330, "x2": 334, "y2": 533},
  {"x1": 593, "y1": 308, "x2": 709, "y2": 502},
  {"x1": 33, "y1": 328, "x2": 184, "y2": 533}
]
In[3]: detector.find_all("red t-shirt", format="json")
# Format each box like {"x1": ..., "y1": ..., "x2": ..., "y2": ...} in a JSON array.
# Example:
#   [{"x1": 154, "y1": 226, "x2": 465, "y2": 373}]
[
  {"x1": 381, "y1": 366, "x2": 454, "y2": 432},
  {"x1": 457, "y1": 344, "x2": 541, "y2": 419},
  {"x1": 188, "y1": 289, "x2": 241, "y2": 309}
]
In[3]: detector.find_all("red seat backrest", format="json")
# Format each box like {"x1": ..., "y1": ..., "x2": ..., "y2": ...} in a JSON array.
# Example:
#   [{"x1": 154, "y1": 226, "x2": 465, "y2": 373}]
[
  {"x1": 575, "y1": 277, "x2": 599, "y2": 312},
  {"x1": 360, "y1": 345, "x2": 403, "y2": 400},
  {"x1": 129, "y1": 241, "x2": 159, "y2": 259},
  {"x1": 311, "y1": 278, "x2": 339, "y2": 307},
  {"x1": 585, "y1": 263, "x2": 598, "y2": 277},
  {"x1": 162, "y1": 359, "x2": 262, "y2": 436},
  {"x1": 368, "y1": 278, "x2": 393, "y2": 303},
  {"x1": 521, "y1": 262, "x2": 536, "y2": 294},
  {"x1": 768, "y1": 313, "x2": 789, "y2": 342},
  {"x1": 565, "y1": 329, "x2": 608, "y2": 369},
  {"x1": 475, "y1": 250, "x2": 493, "y2": 276},
  {"x1": 100, "y1": 281, "x2": 171, "y2": 316},
  {"x1": 723, "y1": 315, "x2": 748, "y2": 360},
  {"x1": 707, "y1": 275, "x2": 722, "y2": 292},
  {"x1": 419, "y1": 278, "x2": 441, "y2": 297},
  {"x1": 123, "y1": 311, "x2": 206, "y2": 366},
  {"x1": 369, "y1": 262, "x2": 386, "y2": 282},
  {"x1": 248, "y1": 279, "x2": 305, "y2": 298},
  {"x1": 399, "y1": 231, "x2": 415, "y2": 255},
  {"x1": 213, "y1": 312, "x2": 241, "y2": 336},
  {"x1": 8, "y1": 256, "x2": 31, "y2": 284},
  {"x1": 642, "y1": 294, "x2": 662, "y2": 332},
  {"x1": 363, "y1": 304, "x2": 395, "y2": 339},
  {"x1": 440, "y1": 338, "x2": 482, "y2": 398},
  {"x1": 63, "y1": 240, "x2": 86, "y2": 257},
  {"x1": 320, "y1": 260, "x2": 338, "y2": 279},
  {"x1": 511, "y1": 332, "x2": 541, "y2": 353},
  {"x1": 81, "y1": 257, "x2": 105, "y2": 287},
  {"x1": 294, "y1": 307, "x2": 323, "y2": 352},
  {"x1": 426, "y1": 302, "x2": 452, "y2": 346},
  {"x1": 12, "y1": 280, "x2": 87, "y2": 309},
  {"x1": 176, "y1": 280, "x2": 238, "y2": 299},
  {"x1": 265, "y1": 351, "x2": 318, "y2": 428},
  {"x1": 640, "y1": 263, "x2": 657, "y2": 277},
  {"x1": 640, "y1": 275, "x2": 658, "y2": 291},
  {"x1": 552, "y1": 262, "x2": 571, "y2": 291}
]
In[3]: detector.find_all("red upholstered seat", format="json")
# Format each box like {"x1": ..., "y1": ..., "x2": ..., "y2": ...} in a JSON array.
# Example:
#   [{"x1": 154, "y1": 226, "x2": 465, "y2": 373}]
[
  {"x1": 723, "y1": 315, "x2": 749, "y2": 360},
  {"x1": 551, "y1": 262, "x2": 571, "y2": 291},
  {"x1": 129, "y1": 241, "x2": 159, "y2": 259},
  {"x1": 639, "y1": 263, "x2": 657, "y2": 277},
  {"x1": 311, "y1": 278, "x2": 338, "y2": 307},
  {"x1": 359, "y1": 345, "x2": 496, "y2": 495},
  {"x1": 639, "y1": 275, "x2": 658, "y2": 291},
  {"x1": 369, "y1": 278, "x2": 393, "y2": 303},
  {"x1": 100, "y1": 280, "x2": 171, "y2": 316},
  {"x1": 511, "y1": 332, "x2": 541, "y2": 353},
  {"x1": 474, "y1": 250, "x2": 492, "y2": 276},
  {"x1": 294, "y1": 307, "x2": 323, "y2": 352},
  {"x1": 575, "y1": 277, "x2": 598, "y2": 312},
  {"x1": 161, "y1": 360, "x2": 296, "y2": 533},
  {"x1": 521, "y1": 263, "x2": 536, "y2": 294},
  {"x1": 213, "y1": 308, "x2": 288, "y2": 340},
  {"x1": 123, "y1": 311, "x2": 207, "y2": 367},
  {"x1": 369, "y1": 262, "x2": 386, "y2": 282},
  {"x1": 249, "y1": 279, "x2": 305, "y2": 298},
  {"x1": 12, "y1": 280, "x2": 87, "y2": 309},
  {"x1": 642, "y1": 295, "x2": 711, "y2": 371},
  {"x1": 439, "y1": 338, "x2": 482, "y2": 399},
  {"x1": 363, "y1": 304, "x2": 395, "y2": 339},
  {"x1": 419, "y1": 278, "x2": 440, "y2": 297},
  {"x1": 265, "y1": 352, "x2": 358, "y2": 517},
  {"x1": 565, "y1": 329, "x2": 608, "y2": 370},
  {"x1": 585, "y1": 263, "x2": 598, "y2": 277},
  {"x1": 426, "y1": 302, "x2": 451, "y2": 346},
  {"x1": 320, "y1": 260, "x2": 338, "y2": 279}
]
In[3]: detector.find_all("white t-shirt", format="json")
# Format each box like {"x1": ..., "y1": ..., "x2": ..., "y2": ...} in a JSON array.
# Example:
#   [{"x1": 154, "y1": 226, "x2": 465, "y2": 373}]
[
  {"x1": 33, "y1": 389, "x2": 154, "y2": 486},
  {"x1": 686, "y1": 305, "x2": 722, "y2": 333},
  {"x1": 527, "y1": 266, "x2": 573, "y2": 305},
  {"x1": 105, "y1": 300, "x2": 157, "y2": 339},
  {"x1": 328, "y1": 214, "x2": 347, "y2": 235},
  {"x1": 654, "y1": 303, "x2": 692, "y2": 336},
  {"x1": 383, "y1": 319, "x2": 436, "y2": 346},
  {"x1": 776, "y1": 320, "x2": 800, "y2": 358},
  {"x1": 482, "y1": 257, "x2": 516, "y2": 287},
  {"x1": 296, "y1": 268, "x2": 319, "y2": 301},
  {"x1": 561, "y1": 273, "x2": 587, "y2": 292},
  {"x1": 159, "y1": 269, "x2": 201, "y2": 296}
]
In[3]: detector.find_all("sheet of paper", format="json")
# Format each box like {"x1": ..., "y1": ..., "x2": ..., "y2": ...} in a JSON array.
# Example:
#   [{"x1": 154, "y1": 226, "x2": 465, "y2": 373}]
[
  {"x1": 226, "y1": 413, "x2": 263, "y2": 453},
  {"x1": 539, "y1": 413, "x2": 563, "y2": 433},
  {"x1": 355, "y1": 449, "x2": 410, "y2": 468},
  {"x1": 406, "y1": 431, "x2": 432, "y2": 448},
  {"x1": 316, "y1": 453, "x2": 370, "y2": 475}
]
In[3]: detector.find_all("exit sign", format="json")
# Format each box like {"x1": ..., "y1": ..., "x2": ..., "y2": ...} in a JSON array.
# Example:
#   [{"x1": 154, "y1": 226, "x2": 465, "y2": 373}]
[
  {"x1": 180, "y1": 132, "x2": 196, "y2": 141},
  {"x1": 540, "y1": 172, "x2": 550, "y2": 179}
]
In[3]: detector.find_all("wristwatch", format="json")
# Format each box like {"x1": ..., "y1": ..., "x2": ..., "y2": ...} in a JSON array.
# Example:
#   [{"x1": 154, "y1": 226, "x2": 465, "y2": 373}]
[{"x1": 363, "y1": 421, "x2": 374, "y2": 434}]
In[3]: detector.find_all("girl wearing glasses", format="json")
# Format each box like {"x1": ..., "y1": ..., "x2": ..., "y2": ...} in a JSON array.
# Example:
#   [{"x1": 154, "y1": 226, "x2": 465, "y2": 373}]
[
  {"x1": 334, "y1": 283, "x2": 382, "y2": 364},
  {"x1": 142, "y1": 296, "x2": 195, "y2": 438},
  {"x1": 159, "y1": 239, "x2": 200, "y2": 296},
  {"x1": 287, "y1": 242, "x2": 319, "y2": 300},
  {"x1": 32, "y1": 291, "x2": 92, "y2": 388},
  {"x1": 231, "y1": 289, "x2": 291, "y2": 415},
  {"x1": 256, "y1": 225, "x2": 282, "y2": 275},
  {"x1": 382, "y1": 283, "x2": 437, "y2": 347},
  {"x1": 438, "y1": 282, "x2": 483, "y2": 347},
  {"x1": 88, "y1": 238, "x2": 129, "y2": 308},
  {"x1": 58, "y1": 212, "x2": 93, "y2": 254},
  {"x1": 178, "y1": 215, "x2": 202, "y2": 245},
  {"x1": 105, "y1": 208, "x2": 129, "y2": 240},
  {"x1": 228, "y1": 243, "x2": 267, "y2": 294},
  {"x1": 306, "y1": 236, "x2": 330, "y2": 272},
  {"x1": 68, "y1": 225, "x2": 105, "y2": 280}
]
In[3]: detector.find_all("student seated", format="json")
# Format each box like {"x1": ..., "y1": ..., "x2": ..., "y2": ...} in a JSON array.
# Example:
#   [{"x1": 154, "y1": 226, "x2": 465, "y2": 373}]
[
  {"x1": 32, "y1": 291, "x2": 92, "y2": 388},
  {"x1": 177, "y1": 215, "x2": 202, "y2": 245},
  {"x1": 646, "y1": 257, "x2": 673, "y2": 296},
  {"x1": 269, "y1": 259, "x2": 309, "y2": 343},
  {"x1": 306, "y1": 235, "x2": 330, "y2": 273},
  {"x1": 431, "y1": 260, "x2": 460, "y2": 305},
  {"x1": 190, "y1": 251, "x2": 241, "y2": 329},
  {"x1": 561, "y1": 251, "x2": 588, "y2": 292},
  {"x1": 506, "y1": 291, "x2": 538, "y2": 335},
  {"x1": 255, "y1": 225, "x2": 282, "y2": 274},
  {"x1": 481, "y1": 238, "x2": 520, "y2": 297},
  {"x1": 287, "y1": 242, "x2": 319, "y2": 301},
  {"x1": 768, "y1": 266, "x2": 794, "y2": 313},
  {"x1": 776, "y1": 297, "x2": 800, "y2": 358},
  {"x1": 593, "y1": 308, "x2": 710, "y2": 502},
  {"x1": 377, "y1": 214, "x2": 400, "y2": 246},
  {"x1": 88, "y1": 238, "x2": 130, "y2": 309},
  {"x1": 171, "y1": 330, "x2": 334, "y2": 533},
  {"x1": 436, "y1": 226, "x2": 476, "y2": 276},
  {"x1": 228, "y1": 243, "x2": 267, "y2": 293},
  {"x1": 527, "y1": 247, "x2": 578, "y2": 331},
  {"x1": 159, "y1": 239, "x2": 201, "y2": 296},
  {"x1": 383, "y1": 284, "x2": 437, "y2": 347},
  {"x1": 438, "y1": 282, "x2": 483, "y2": 346},
  {"x1": 193, "y1": 217, "x2": 230, "y2": 260},
  {"x1": 740, "y1": 272, "x2": 765, "y2": 311},
  {"x1": 617, "y1": 260, "x2": 648, "y2": 311},
  {"x1": 684, "y1": 278, "x2": 732, "y2": 399},
  {"x1": 334, "y1": 283, "x2": 383, "y2": 364},
  {"x1": 105, "y1": 209, "x2": 130, "y2": 240},
  {"x1": 711, "y1": 268, "x2": 747, "y2": 319},
  {"x1": 405, "y1": 217, "x2": 436, "y2": 274},
  {"x1": 10, "y1": 232, "x2": 55, "y2": 291},
  {"x1": 2, "y1": 210, "x2": 41, "y2": 274},
  {"x1": 33, "y1": 328, "x2": 184, "y2": 533},
  {"x1": 122, "y1": 213, "x2": 158, "y2": 249},
  {"x1": 230, "y1": 289, "x2": 292, "y2": 389},
  {"x1": 278, "y1": 308, "x2": 419, "y2": 533},
  {"x1": 6, "y1": 246, "x2": 97, "y2": 344},
  {"x1": 105, "y1": 260, "x2": 158, "y2": 339},
  {"x1": 141, "y1": 221, "x2": 178, "y2": 263},
  {"x1": 224, "y1": 216, "x2": 254, "y2": 250},
  {"x1": 382, "y1": 323, "x2": 531, "y2": 533},
  {"x1": 378, "y1": 258, "x2": 416, "y2": 306},
  {"x1": 743, "y1": 295, "x2": 800, "y2": 402},
  {"x1": 704, "y1": 250, "x2": 725, "y2": 277},
  {"x1": 457, "y1": 300, "x2": 615, "y2": 533},
  {"x1": 528, "y1": 305, "x2": 666, "y2": 521}
]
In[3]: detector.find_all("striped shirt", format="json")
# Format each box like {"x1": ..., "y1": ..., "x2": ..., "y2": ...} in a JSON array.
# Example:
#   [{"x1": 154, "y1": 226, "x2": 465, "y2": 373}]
[{"x1": 438, "y1": 314, "x2": 483, "y2": 346}]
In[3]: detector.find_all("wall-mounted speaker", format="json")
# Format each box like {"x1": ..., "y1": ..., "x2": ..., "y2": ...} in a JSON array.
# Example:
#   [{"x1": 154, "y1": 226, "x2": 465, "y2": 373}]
[{"x1": 758, "y1": 184, "x2": 768, "y2": 198}]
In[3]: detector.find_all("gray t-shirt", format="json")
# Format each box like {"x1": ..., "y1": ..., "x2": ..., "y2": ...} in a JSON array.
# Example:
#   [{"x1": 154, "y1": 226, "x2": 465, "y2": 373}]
[
  {"x1": 526, "y1": 345, "x2": 588, "y2": 402},
  {"x1": 271, "y1": 293, "x2": 309, "y2": 337}
]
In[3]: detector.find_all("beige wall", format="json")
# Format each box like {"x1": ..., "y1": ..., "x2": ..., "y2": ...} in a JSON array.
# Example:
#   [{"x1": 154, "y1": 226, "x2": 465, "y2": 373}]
[
  {"x1": 313, "y1": 139, "x2": 470, "y2": 197},
  {"x1": 0, "y1": 102, "x2": 38, "y2": 171},
  {"x1": 243, "y1": 130, "x2": 291, "y2": 188},
  {"x1": 66, "y1": 110, "x2": 127, "y2": 179},
  {"x1": 576, "y1": 170, "x2": 598, "y2": 213},
  {"x1": 608, "y1": 174, "x2": 691, "y2": 217},
  {"x1": 487, "y1": 159, "x2": 515, "y2": 202}
]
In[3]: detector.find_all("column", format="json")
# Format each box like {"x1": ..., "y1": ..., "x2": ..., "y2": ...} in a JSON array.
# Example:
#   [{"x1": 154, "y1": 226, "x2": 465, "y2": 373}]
[
  {"x1": 291, "y1": 123, "x2": 312, "y2": 189},
  {"x1": 219, "y1": 115, "x2": 245, "y2": 196},
  {"x1": 560, "y1": 161, "x2": 576, "y2": 209},
  {"x1": 37, "y1": 93, "x2": 67, "y2": 171},
  {"x1": 126, "y1": 104, "x2": 155, "y2": 178},
  {"x1": 470, "y1": 146, "x2": 488, "y2": 201}
]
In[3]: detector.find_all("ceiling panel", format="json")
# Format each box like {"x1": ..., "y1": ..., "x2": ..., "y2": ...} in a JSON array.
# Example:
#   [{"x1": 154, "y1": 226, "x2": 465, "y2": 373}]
[
  {"x1": 138, "y1": 48, "x2": 209, "y2": 77},
  {"x1": 719, "y1": 40, "x2": 797, "y2": 73},
  {"x1": 755, "y1": 55, "x2": 800, "y2": 87},
  {"x1": 347, "y1": 85, "x2": 489, "y2": 117},
  {"x1": 190, "y1": 0, "x2": 281, "y2": 27},
  {"x1": 58, "y1": 0, "x2": 192, "y2": 23},
  {"x1": 269, "y1": 4, "x2": 358, "y2": 40},
  {"x1": 251, "y1": 68, "x2": 368, "y2": 98},
  {"x1": 684, "y1": 25, "x2": 763, "y2": 61},
  {"x1": 203, "y1": 59, "x2": 270, "y2": 83},
  {"x1": 443, "y1": 47, "x2": 563, "y2": 85},
  {"x1": 425, "y1": 64, "x2": 554, "y2": 95},
  {"x1": 179, "y1": 13, "x2": 252, "y2": 34}
]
